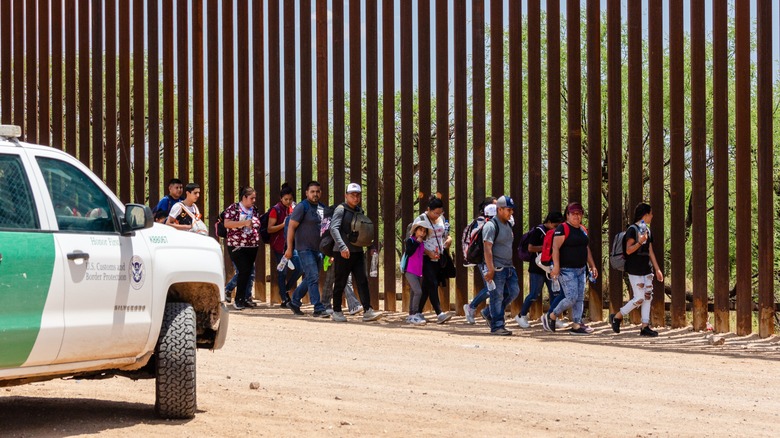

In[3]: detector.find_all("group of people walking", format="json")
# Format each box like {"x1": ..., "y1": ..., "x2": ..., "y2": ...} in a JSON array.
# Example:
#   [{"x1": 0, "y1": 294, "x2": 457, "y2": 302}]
[{"x1": 154, "y1": 177, "x2": 663, "y2": 337}]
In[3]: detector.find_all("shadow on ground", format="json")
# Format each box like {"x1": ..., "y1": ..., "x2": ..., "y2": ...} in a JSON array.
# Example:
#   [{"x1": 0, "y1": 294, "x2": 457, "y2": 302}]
[{"x1": 0, "y1": 396, "x2": 195, "y2": 437}]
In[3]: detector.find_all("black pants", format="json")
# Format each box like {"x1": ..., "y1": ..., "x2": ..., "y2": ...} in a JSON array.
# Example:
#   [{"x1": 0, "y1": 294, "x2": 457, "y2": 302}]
[
  {"x1": 228, "y1": 246, "x2": 259, "y2": 304},
  {"x1": 418, "y1": 256, "x2": 443, "y2": 315},
  {"x1": 332, "y1": 252, "x2": 371, "y2": 313}
]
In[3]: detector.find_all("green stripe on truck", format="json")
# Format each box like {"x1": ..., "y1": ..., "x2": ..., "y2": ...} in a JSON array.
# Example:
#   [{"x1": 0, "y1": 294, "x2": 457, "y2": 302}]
[{"x1": 0, "y1": 232, "x2": 55, "y2": 368}]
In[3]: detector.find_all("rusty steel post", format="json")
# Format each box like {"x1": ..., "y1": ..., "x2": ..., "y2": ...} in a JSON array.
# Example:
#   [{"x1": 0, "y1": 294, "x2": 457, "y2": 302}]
[
  {"x1": 690, "y1": 0, "x2": 707, "y2": 331},
  {"x1": 648, "y1": 0, "x2": 665, "y2": 326}
]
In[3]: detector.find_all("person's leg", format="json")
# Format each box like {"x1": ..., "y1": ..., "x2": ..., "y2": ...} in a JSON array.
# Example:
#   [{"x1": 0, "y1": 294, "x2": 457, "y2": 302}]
[
  {"x1": 274, "y1": 251, "x2": 291, "y2": 303},
  {"x1": 331, "y1": 254, "x2": 351, "y2": 313},
  {"x1": 300, "y1": 251, "x2": 325, "y2": 312},
  {"x1": 571, "y1": 267, "x2": 586, "y2": 324},
  {"x1": 618, "y1": 274, "x2": 645, "y2": 320},
  {"x1": 344, "y1": 274, "x2": 362, "y2": 312},
  {"x1": 285, "y1": 250, "x2": 303, "y2": 291},
  {"x1": 640, "y1": 273, "x2": 654, "y2": 325},
  {"x1": 233, "y1": 247, "x2": 257, "y2": 306},
  {"x1": 469, "y1": 266, "x2": 489, "y2": 309},
  {"x1": 551, "y1": 268, "x2": 579, "y2": 317},
  {"x1": 244, "y1": 262, "x2": 257, "y2": 303},
  {"x1": 520, "y1": 272, "x2": 545, "y2": 317},
  {"x1": 423, "y1": 259, "x2": 443, "y2": 315},
  {"x1": 225, "y1": 261, "x2": 239, "y2": 292},
  {"x1": 348, "y1": 254, "x2": 372, "y2": 310},
  {"x1": 418, "y1": 257, "x2": 435, "y2": 314},
  {"x1": 488, "y1": 269, "x2": 509, "y2": 331},
  {"x1": 320, "y1": 260, "x2": 337, "y2": 310},
  {"x1": 405, "y1": 272, "x2": 423, "y2": 315}
]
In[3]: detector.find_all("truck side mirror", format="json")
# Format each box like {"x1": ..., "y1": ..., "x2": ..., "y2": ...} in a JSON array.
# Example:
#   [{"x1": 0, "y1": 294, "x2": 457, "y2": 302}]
[{"x1": 123, "y1": 204, "x2": 153, "y2": 234}]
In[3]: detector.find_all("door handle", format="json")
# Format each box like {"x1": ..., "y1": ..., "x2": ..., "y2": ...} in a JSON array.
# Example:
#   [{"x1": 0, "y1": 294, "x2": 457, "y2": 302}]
[{"x1": 67, "y1": 251, "x2": 90, "y2": 261}]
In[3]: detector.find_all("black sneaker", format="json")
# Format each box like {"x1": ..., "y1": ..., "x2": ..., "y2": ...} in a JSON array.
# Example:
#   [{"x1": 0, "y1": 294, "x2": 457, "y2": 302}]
[
  {"x1": 225, "y1": 290, "x2": 233, "y2": 304},
  {"x1": 288, "y1": 303, "x2": 304, "y2": 315},
  {"x1": 609, "y1": 313, "x2": 621, "y2": 333},
  {"x1": 548, "y1": 314, "x2": 557, "y2": 332},
  {"x1": 569, "y1": 326, "x2": 589, "y2": 335},
  {"x1": 312, "y1": 310, "x2": 330, "y2": 318},
  {"x1": 244, "y1": 300, "x2": 258, "y2": 308},
  {"x1": 640, "y1": 326, "x2": 659, "y2": 337},
  {"x1": 491, "y1": 327, "x2": 513, "y2": 336},
  {"x1": 280, "y1": 300, "x2": 290, "y2": 308}
]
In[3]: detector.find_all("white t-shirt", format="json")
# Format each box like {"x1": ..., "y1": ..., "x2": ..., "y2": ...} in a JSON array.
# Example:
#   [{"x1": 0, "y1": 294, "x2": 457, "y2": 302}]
[
  {"x1": 168, "y1": 202, "x2": 200, "y2": 222},
  {"x1": 416, "y1": 213, "x2": 448, "y2": 253}
]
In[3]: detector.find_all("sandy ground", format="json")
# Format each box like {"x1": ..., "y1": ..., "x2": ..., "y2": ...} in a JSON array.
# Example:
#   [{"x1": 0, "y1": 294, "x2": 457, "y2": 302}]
[{"x1": 1, "y1": 304, "x2": 779, "y2": 438}]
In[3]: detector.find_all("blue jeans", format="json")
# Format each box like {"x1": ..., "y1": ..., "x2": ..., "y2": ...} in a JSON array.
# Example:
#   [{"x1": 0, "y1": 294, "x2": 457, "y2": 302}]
[
  {"x1": 488, "y1": 267, "x2": 520, "y2": 331},
  {"x1": 291, "y1": 250, "x2": 326, "y2": 312},
  {"x1": 468, "y1": 265, "x2": 489, "y2": 309},
  {"x1": 226, "y1": 261, "x2": 255, "y2": 300},
  {"x1": 552, "y1": 266, "x2": 586, "y2": 324},
  {"x1": 520, "y1": 272, "x2": 553, "y2": 317},
  {"x1": 274, "y1": 250, "x2": 302, "y2": 303}
]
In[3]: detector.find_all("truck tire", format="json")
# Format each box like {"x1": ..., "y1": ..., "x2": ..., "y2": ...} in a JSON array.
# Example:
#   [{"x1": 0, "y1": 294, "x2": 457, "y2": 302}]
[{"x1": 155, "y1": 302, "x2": 197, "y2": 419}]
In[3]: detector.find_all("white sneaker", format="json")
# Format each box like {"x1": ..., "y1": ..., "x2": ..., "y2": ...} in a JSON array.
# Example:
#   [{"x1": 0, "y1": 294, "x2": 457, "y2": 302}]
[
  {"x1": 555, "y1": 319, "x2": 567, "y2": 329},
  {"x1": 436, "y1": 312, "x2": 453, "y2": 324},
  {"x1": 349, "y1": 305, "x2": 364, "y2": 316},
  {"x1": 362, "y1": 308, "x2": 384, "y2": 322},
  {"x1": 415, "y1": 313, "x2": 427, "y2": 323},
  {"x1": 464, "y1": 304, "x2": 476, "y2": 325},
  {"x1": 332, "y1": 311, "x2": 347, "y2": 322},
  {"x1": 515, "y1": 315, "x2": 530, "y2": 328},
  {"x1": 325, "y1": 308, "x2": 334, "y2": 316},
  {"x1": 407, "y1": 314, "x2": 426, "y2": 325}
]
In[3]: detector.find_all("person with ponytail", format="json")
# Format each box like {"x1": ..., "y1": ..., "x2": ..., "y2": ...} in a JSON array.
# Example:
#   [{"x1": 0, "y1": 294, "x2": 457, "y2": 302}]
[
  {"x1": 609, "y1": 203, "x2": 663, "y2": 337},
  {"x1": 223, "y1": 186, "x2": 262, "y2": 310}
]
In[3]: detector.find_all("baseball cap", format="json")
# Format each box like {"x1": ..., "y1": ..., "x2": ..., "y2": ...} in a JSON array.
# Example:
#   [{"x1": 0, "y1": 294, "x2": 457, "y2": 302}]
[
  {"x1": 496, "y1": 196, "x2": 515, "y2": 209},
  {"x1": 346, "y1": 183, "x2": 362, "y2": 194},
  {"x1": 483, "y1": 204, "x2": 497, "y2": 217}
]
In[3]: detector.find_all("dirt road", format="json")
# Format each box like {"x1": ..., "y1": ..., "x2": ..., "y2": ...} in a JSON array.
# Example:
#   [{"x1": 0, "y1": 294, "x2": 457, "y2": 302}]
[{"x1": 2, "y1": 305, "x2": 779, "y2": 437}]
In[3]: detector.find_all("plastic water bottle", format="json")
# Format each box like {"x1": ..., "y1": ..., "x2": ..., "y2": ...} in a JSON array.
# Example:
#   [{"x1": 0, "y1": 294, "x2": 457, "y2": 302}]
[
  {"x1": 551, "y1": 277, "x2": 561, "y2": 292},
  {"x1": 639, "y1": 220, "x2": 647, "y2": 244},
  {"x1": 588, "y1": 269, "x2": 596, "y2": 283},
  {"x1": 277, "y1": 256, "x2": 289, "y2": 272},
  {"x1": 480, "y1": 264, "x2": 496, "y2": 291},
  {"x1": 369, "y1": 251, "x2": 379, "y2": 277}
]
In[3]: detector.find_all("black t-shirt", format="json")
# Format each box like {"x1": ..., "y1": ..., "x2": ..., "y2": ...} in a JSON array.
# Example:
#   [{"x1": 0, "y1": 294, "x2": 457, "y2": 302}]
[
  {"x1": 528, "y1": 224, "x2": 548, "y2": 275},
  {"x1": 624, "y1": 225, "x2": 653, "y2": 276},
  {"x1": 554, "y1": 223, "x2": 589, "y2": 268}
]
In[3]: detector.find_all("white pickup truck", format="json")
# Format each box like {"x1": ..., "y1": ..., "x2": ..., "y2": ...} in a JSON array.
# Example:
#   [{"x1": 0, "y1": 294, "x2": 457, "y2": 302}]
[{"x1": 0, "y1": 125, "x2": 228, "y2": 419}]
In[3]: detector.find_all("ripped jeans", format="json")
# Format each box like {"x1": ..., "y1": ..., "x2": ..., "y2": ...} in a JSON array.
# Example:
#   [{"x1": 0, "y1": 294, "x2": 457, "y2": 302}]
[{"x1": 620, "y1": 273, "x2": 654, "y2": 324}]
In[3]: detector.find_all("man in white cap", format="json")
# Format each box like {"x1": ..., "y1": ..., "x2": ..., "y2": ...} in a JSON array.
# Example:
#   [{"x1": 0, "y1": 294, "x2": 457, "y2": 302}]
[{"x1": 328, "y1": 183, "x2": 383, "y2": 322}]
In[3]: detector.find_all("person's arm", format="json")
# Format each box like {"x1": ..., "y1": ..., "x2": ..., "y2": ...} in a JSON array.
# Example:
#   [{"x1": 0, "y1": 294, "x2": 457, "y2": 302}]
[
  {"x1": 284, "y1": 219, "x2": 299, "y2": 259},
  {"x1": 405, "y1": 238, "x2": 421, "y2": 257},
  {"x1": 587, "y1": 246, "x2": 598, "y2": 279},
  {"x1": 550, "y1": 235, "x2": 565, "y2": 278},
  {"x1": 648, "y1": 242, "x2": 663, "y2": 282},
  {"x1": 330, "y1": 206, "x2": 350, "y2": 258},
  {"x1": 625, "y1": 227, "x2": 647, "y2": 255},
  {"x1": 268, "y1": 208, "x2": 285, "y2": 233},
  {"x1": 224, "y1": 205, "x2": 251, "y2": 229},
  {"x1": 483, "y1": 222, "x2": 495, "y2": 281},
  {"x1": 167, "y1": 204, "x2": 191, "y2": 231},
  {"x1": 528, "y1": 229, "x2": 545, "y2": 252}
]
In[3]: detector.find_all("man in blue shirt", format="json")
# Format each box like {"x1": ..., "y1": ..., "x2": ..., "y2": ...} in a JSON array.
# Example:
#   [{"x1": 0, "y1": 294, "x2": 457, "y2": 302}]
[{"x1": 153, "y1": 178, "x2": 184, "y2": 222}]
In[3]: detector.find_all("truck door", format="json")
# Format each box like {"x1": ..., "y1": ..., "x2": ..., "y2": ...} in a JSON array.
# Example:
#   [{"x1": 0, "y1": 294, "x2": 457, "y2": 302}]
[
  {"x1": 33, "y1": 155, "x2": 154, "y2": 364},
  {"x1": 0, "y1": 152, "x2": 64, "y2": 369}
]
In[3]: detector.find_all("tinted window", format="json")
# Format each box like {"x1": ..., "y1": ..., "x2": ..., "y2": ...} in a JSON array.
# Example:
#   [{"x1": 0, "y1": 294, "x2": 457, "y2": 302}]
[
  {"x1": 36, "y1": 157, "x2": 117, "y2": 233},
  {"x1": 0, "y1": 154, "x2": 39, "y2": 230}
]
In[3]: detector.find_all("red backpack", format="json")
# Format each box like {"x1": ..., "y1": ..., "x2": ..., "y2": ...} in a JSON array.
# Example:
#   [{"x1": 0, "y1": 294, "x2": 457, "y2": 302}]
[{"x1": 537, "y1": 223, "x2": 587, "y2": 266}]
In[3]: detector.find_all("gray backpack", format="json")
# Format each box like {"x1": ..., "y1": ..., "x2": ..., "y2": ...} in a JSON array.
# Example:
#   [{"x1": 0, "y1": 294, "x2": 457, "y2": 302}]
[{"x1": 609, "y1": 224, "x2": 638, "y2": 272}]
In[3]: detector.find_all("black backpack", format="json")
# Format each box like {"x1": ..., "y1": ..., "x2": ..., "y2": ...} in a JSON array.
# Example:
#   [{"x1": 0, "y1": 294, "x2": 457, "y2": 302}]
[
  {"x1": 465, "y1": 217, "x2": 499, "y2": 265},
  {"x1": 214, "y1": 207, "x2": 229, "y2": 238},
  {"x1": 258, "y1": 205, "x2": 281, "y2": 244}
]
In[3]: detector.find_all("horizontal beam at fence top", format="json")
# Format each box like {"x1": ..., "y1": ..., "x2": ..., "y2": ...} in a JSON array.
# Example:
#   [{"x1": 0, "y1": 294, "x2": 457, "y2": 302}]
[{"x1": 0, "y1": 0, "x2": 774, "y2": 337}]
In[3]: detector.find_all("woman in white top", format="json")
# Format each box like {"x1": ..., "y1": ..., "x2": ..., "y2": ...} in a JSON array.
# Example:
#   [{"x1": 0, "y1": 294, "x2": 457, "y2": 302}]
[{"x1": 413, "y1": 196, "x2": 453, "y2": 324}]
